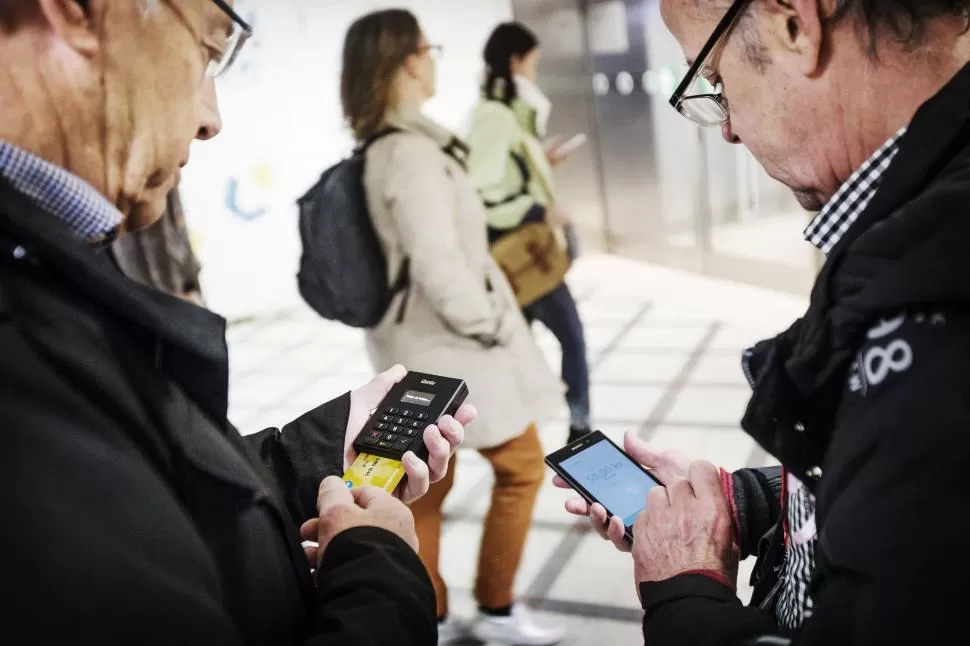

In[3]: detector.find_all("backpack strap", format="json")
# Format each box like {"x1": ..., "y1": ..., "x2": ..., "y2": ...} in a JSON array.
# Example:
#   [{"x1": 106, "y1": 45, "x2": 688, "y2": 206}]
[
  {"x1": 481, "y1": 151, "x2": 531, "y2": 209},
  {"x1": 442, "y1": 136, "x2": 470, "y2": 170},
  {"x1": 358, "y1": 126, "x2": 412, "y2": 324},
  {"x1": 360, "y1": 126, "x2": 403, "y2": 153},
  {"x1": 480, "y1": 99, "x2": 533, "y2": 209}
]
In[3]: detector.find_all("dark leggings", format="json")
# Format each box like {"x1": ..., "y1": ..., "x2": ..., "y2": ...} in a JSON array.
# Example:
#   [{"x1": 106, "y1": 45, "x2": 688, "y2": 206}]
[{"x1": 523, "y1": 282, "x2": 591, "y2": 429}]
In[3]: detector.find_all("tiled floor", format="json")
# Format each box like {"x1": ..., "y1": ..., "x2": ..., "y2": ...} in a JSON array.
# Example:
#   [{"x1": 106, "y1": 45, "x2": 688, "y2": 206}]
[{"x1": 227, "y1": 254, "x2": 807, "y2": 645}]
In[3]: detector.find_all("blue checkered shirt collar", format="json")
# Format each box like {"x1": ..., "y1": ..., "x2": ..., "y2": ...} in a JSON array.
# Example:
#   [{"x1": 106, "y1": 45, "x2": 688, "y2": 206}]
[
  {"x1": 803, "y1": 127, "x2": 908, "y2": 255},
  {"x1": 0, "y1": 139, "x2": 123, "y2": 243}
]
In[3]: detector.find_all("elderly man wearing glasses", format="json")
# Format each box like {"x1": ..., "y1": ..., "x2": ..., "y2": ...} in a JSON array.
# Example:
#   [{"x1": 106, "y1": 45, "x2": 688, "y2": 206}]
[
  {"x1": 556, "y1": 1, "x2": 970, "y2": 645},
  {"x1": 0, "y1": 2, "x2": 474, "y2": 644}
]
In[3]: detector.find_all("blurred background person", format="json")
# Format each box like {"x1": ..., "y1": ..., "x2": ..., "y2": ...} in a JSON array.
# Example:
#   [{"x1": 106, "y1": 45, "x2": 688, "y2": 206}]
[
  {"x1": 340, "y1": 9, "x2": 565, "y2": 645},
  {"x1": 112, "y1": 186, "x2": 204, "y2": 304},
  {"x1": 466, "y1": 22, "x2": 593, "y2": 445}
]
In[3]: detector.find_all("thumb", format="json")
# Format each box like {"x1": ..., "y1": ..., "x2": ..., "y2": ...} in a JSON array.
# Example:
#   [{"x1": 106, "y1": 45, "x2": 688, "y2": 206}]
[
  {"x1": 687, "y1": 461, "x2": 722, "y2": 499},
  {"x1": 377, "y1": 364, "x2": 407, "y2": 391},
  {"x1": 623, "y1": 432, "x2": 677, "y2": 481},
  {"x1": 350, "y1": 485, "x2": 385, "y2": 509},
  {"x1": 355, "y1": 364, "x2": 407, "y2": 406},
  {"x1": 317, "y1": 475, "x2": 354, "y2": 512}
]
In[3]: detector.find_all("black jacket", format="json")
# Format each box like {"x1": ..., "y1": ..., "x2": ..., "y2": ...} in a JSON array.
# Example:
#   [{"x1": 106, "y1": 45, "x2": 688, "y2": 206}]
[
  {"x1": 639, "y1": 62, "x2": 970, "y2": 644},
  {"x1": 0, "y1": 179, "x2": 436, "y2": 645}
]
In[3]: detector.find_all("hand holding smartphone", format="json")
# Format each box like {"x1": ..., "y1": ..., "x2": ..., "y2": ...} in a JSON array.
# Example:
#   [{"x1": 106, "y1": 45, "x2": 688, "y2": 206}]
[
  {"x1": 547, "y1": 133, "x2": 588, "y2": 165},
  {"x1": 546, "y1": 431, "x2": 662, "y2": 541}
]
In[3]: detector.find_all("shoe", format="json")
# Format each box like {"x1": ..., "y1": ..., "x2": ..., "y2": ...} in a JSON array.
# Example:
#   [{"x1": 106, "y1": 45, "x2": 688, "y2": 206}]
[
  {"x1": 437, "y1": 616, "x2": 470, "y2": 645},
  {"x1": 567, "y1": 425, "x2": 592, "y2": 445},
  {"x1": 470, "y1": 605, "x2": 566, "y2": 646}
]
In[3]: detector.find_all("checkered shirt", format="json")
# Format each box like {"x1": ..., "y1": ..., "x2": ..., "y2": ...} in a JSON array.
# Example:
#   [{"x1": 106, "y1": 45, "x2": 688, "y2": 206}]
[
  {"x1": 775, "y1": 126, "x2": 908, "y2": 629},
  {"x1": 0, "y1": 139, "x2": 123, "y2": 243},
  {"x1": 803, "y1": 127, "x2": 907, "y2": 253}
]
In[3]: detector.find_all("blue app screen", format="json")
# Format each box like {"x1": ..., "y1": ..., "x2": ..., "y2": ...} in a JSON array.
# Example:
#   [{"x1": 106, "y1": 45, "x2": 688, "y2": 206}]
[{"x1": 559, "y1": 440, "x2": 660, "y2": 528}]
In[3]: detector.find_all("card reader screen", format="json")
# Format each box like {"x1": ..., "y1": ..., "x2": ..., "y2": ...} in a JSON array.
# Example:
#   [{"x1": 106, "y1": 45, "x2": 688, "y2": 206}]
[
  {"x1": 559, "y1": 440, "x2": 660, "y2": 527},
  {"x1": 401, "y1": 390, "x2": 435, "y2": 407}
]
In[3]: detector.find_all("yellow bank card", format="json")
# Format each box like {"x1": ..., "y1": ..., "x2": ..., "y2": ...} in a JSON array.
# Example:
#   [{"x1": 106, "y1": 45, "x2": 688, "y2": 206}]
[{"x1": 343, "y1": 453, "x2": 406, "y2": 493}]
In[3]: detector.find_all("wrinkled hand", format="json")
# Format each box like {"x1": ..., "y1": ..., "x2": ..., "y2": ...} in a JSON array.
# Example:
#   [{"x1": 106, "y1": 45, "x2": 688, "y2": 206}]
[
  {"x1": 301, "y1": 476, "x2": 420, "y2": 567},
  {"x1": 346, "y1": 365, "x2": 475, "y2": 504},
  {"x1": 553, "y1": 432, "x2": 693, "y2": 552},
  {"x1": 632, "y1": 461, "x2": 738, "y2": 598}
]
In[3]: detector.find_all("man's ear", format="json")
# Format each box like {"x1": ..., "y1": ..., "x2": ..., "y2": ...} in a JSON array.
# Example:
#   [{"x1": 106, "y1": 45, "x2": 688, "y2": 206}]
[
  {"x1": 765, "y1": 0, "x2": 827, "y2": 76},
  {"x1": 36, "y1": 0, "x2": 100, "y2": 57}
]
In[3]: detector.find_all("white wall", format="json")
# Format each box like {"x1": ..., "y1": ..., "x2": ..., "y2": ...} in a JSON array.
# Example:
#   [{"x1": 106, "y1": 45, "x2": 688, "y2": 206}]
[{"x1": 181, "y1": 0, "x2": 512, "y2": 321}]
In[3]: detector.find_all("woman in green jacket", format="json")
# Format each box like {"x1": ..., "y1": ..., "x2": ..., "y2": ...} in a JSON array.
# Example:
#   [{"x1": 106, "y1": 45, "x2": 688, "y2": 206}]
[{"x1": 466, "y1": 22, "x2": 592, "y2": 444}]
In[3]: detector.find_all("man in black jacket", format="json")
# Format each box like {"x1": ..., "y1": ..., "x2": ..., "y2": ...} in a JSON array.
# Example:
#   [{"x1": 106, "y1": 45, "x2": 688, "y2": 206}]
[
  {"x1": 0, "y1": 1, "x2": 474, "y2": 644},
  {"x1": 558, "y1": 0, "x2": 970, "y2": 643}
]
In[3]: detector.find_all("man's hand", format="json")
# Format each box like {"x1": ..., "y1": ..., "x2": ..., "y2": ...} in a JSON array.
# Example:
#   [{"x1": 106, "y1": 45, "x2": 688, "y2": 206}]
[
  {"x1": 301, "y1": 476, "x2": 420, "y2": 567},
  {"x1": 632, "y1": 461, "x2": 738, "y2": 597},
  {"x1": 346, "y1": 365, "x2": 476, "y2": 504},
  {"x1": 553, "y1": 432, "x2": 693, "y2": 552}
]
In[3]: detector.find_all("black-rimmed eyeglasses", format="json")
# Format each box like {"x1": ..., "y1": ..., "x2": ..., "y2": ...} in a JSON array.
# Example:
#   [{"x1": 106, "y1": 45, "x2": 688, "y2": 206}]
[
  {"x1": 208, "y1": 0, "x2": 253, "y2": 78},
  {"x1": 668, "y1": 0, "x2": 752, "y2": 127}
]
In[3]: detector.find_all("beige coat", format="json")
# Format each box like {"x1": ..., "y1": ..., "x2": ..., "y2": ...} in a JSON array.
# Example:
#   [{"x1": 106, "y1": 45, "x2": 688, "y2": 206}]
[{"x1": 362, "y1": 106, "x2": 562, "y2": 450}]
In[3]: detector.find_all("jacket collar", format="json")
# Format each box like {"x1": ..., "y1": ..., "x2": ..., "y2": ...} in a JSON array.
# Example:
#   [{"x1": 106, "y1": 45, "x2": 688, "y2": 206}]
[
  {"x1": 0, "y1": 175, "x2": 230, "y2": 424},
  {"x1": 385, "y1": 105, "x2": 470, "y2": 163},
  {"x1": 828, "y1": 60, "x2": 970, "y2": 261},
  {"x1": 742, "y1": 60, "x2": 970, "y2": 483},
  {"x1": 481, "y1": 90, "x2": 540, "y2": 138},
  {"x1": 386, "y1": 104, "x2": 459, "y2": 147}
]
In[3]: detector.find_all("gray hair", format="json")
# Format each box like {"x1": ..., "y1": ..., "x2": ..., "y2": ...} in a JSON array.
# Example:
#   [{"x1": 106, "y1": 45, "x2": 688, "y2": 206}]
[{"x1": 829, "y1": 0, "x2": 970, "y2": 54}]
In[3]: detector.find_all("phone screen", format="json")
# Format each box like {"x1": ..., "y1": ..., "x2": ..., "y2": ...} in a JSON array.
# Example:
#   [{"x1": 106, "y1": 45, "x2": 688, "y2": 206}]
[{"x1": 558, "y1": 439, "x2": 660, "y2": 527}]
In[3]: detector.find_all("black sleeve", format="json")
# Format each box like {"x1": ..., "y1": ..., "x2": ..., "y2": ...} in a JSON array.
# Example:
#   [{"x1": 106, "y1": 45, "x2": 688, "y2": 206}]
[
  {"x1": 730, "y1": 313, "x2": 970, "y2": 646},
  {"x1": 779, "y1": 312, "x2": 970, "y2": 645},
  {"x1": 640, "y1": 575, "x2": 779, "y2": 646},
  {"x1": 245, "y1": 393, "x2": 352, "y2": 524},
  {"x1": 1, "y1": 338, "x2": 242, "y2": 645},
  {"x1": 731, "y1": 466, "x2": 783, "y2": 558},
  {"x1": 304, "y1": 527, "x2": 437, "y2": 646}
]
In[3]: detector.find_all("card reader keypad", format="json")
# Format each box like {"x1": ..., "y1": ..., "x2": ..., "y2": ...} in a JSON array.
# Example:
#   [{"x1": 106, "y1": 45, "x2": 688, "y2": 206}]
[{"x1": 359, "y1": 405, "x2": 431, "y2": 454}]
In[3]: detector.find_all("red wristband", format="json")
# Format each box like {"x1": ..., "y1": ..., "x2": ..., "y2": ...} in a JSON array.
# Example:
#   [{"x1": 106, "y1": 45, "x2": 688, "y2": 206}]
[{"x1": 719, "y1": 467, "x2": 741, "y2": 546}]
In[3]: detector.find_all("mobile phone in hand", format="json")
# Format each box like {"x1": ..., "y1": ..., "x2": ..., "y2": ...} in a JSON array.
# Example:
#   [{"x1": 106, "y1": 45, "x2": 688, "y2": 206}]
[
  {"x1": 546, "y1": 431, "x2": 662, "y2": 541},
  {"x1": 553, "y1": 133, "x2": 588, "y2": 159}
]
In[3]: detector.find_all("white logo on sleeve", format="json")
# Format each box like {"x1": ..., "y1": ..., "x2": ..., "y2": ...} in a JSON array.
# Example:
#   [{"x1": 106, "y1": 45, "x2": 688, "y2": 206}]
[
  {"x1": 860, "y1": 315, "x2": 913, "y2": 387},
  {"x1": 863, "y1": 339, "x2": 913, "y2": 385}
]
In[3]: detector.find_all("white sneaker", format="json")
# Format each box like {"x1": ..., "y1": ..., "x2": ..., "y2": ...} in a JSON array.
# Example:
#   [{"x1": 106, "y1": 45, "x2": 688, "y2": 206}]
[
  {"x1": 470, "y1": 606, "x2": 566, "y2": 646},
  {"x1": 437, "y1": 616, "x2": 470, "y2": 645}
]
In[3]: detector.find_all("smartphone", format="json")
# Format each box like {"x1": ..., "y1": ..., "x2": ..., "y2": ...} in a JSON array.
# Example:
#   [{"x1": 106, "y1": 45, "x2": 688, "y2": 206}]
[
  {"x1": 553, "y1": 133, "x2": 588, "y2": 158},
  {"x1": 545, "y1": 431, "x2": 662, "y2": 541}
]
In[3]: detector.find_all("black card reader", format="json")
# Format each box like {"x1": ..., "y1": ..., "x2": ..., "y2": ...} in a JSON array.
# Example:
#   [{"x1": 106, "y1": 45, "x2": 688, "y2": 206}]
[{"x1": 353, "y1": 371, "x2": 469, "y2": 463}]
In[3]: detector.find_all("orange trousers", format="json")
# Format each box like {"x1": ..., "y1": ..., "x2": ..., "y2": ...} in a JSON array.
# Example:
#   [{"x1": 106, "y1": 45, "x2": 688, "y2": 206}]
[{"x1": 409, "y1": 423, "x2": 545, "y2": 616}]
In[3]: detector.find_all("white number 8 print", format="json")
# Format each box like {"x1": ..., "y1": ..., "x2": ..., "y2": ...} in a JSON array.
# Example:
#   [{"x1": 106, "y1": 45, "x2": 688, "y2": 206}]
[{"x1": 864, "y1": 339, "x2": 913, "y2": 386}]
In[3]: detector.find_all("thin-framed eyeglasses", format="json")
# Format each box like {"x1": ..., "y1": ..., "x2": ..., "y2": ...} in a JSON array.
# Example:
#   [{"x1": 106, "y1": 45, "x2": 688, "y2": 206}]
[
  {"x1": 668, "y1": 0, "x2": 753, "y2": 127},
  {"x1": 417, "y1": 44, "x2": 444, "y2": 60},
  {"x1": 207, "y1": 0, "x2": 253, "y2": 78}
]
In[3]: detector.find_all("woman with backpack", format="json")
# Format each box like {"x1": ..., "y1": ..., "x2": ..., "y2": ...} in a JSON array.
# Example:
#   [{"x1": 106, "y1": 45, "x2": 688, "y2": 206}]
[
  {"x1": 340, "y1": 10, "x2": 564, "y2": 646},
  {"x1": 465, "y1": 23, "x2": 594, "y2": 445}
]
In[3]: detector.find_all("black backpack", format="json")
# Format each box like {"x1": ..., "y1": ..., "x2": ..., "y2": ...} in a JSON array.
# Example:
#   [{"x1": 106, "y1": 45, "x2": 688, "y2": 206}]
[{"x1": 296, "y1": 128, "x2": 409, "y2": 328}]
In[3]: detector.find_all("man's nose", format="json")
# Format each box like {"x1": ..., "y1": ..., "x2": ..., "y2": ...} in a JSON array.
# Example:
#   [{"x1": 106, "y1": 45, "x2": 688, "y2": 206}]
[
  {"x1": 196, "y1": 77, "x2": 223, "y2": 141},
  {"x1": 721, "y1": 119, "x2": 741, "y2": 144}
]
